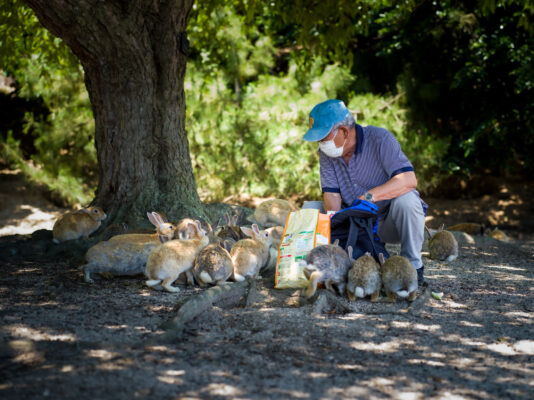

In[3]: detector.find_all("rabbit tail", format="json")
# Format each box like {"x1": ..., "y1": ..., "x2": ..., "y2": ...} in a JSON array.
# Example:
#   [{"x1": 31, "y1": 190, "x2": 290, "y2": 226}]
[
  {"x1": 445, "y1": 254, "x2": 457, "y2": 262},
  {"x1": 146, "y1": 279, "x2": 162, "y2": 288},
  {"x1": 199, "y1": 271, "x2": 214, "y2": 284},
  {"x1": 355, "y1": 287, "x2": 365, "y2": 298},
  {"x1": 396, "y1": 290, "x2": 410, "y2": 298},
  {"x1": 233, "y1": 272, "x2": 246, "y2": 282}
]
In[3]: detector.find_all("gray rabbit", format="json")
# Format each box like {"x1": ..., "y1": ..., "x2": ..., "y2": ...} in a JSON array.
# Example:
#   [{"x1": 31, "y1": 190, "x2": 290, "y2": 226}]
[
  {"x1": 425, "y1": 225, "x2": 458, "y2": 262},
  {"x1": 302, "y1": 240, "x2": 352, "y2": 298}
]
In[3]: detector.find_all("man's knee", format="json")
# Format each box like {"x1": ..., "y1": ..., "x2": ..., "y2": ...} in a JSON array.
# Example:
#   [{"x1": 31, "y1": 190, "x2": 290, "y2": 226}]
[{"x1": 390, "y1": 191, "x2": 423, "y2": 215}]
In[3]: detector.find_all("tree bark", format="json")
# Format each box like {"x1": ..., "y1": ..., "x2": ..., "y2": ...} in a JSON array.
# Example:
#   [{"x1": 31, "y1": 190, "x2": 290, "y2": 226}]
[{"x1": 23, "y1": 0, "x2": 205, "y2": 225}]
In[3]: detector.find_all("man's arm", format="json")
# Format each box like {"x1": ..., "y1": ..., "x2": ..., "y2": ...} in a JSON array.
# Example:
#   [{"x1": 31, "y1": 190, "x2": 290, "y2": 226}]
[
  {"x1": 324, "y1": 192, "x2": 342, "y2": 212},
  {"x1": 360, "y1": 171, "x2": 417, "y2": 202}
]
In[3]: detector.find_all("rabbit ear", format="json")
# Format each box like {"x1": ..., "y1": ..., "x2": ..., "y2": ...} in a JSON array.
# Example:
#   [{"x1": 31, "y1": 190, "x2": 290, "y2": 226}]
[
  {"x1": 147, "y1": 212, "x2": 161, "y2": 227},
  {"x1": 252, "y1": 224, "x2": 261, "y2": 236},
  {"x1": 347, "y1": 246, "x2": 353, "y2": 260},
  {"x1": 439, "y1": 224, "x2": 445, "y2": 232},
  {"x1": 224, "y1": 213, "x2": 231, "y2": 226},
  {"x1": 206, "y1": 222, "x2": 213, "y2": 236},
  {"x1": 378, "y1": 253, "x2": 386, "y2": 266},
  {"x1": 194, "y1": 220, "x2": 203, "y2": 234},
  {"x1": 333, "y1": 239, "x2": 340, "y2": 247},
  {"x1": 364, "y1": 251, "x2": 372, "y2": 257},
  {"x1": 240, "y1": 226, "x2": 254, "y2": 238},
  {"x1": 231, "y1": 215, "x2": 238, "y2": 226},
  {"x1": 211, "y1": 220, "x2": 219, "y2": 231}
]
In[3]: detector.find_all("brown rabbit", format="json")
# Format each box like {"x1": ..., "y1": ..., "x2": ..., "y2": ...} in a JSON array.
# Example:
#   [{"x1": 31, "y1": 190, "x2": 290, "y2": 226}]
[
  {"x1": 175, "y1": 217, "x2": 200, "y2": 240},
  {"x1": 193, "y1": 223, "x2": 233, "y2": 287},
  {"x1": 487, "y1": 227, "x2": 510, "y2": 242},
  {"x1": 231, "y1": 224, "x2": 272, "y2": 281},
  {"x1": 426, "y1": 225, "x2": 458, "y2": 262},
  {"x1": 265, "y1": 225, "x2": 284, "y2": 250},
  {"x1": 447, "y1": 222, "x2": 485, "y2": 236},
  {"x1": 145, "y1": 220, "x2": 209, "y2": 292},
  {"x1": 53, "y1": 207, "x2": 107, "y2": 243},
  {"x1": 263, "y1": 226, "x2": 284, "y2": 270},
  {"x1": 83, "y1": 212, "x2": 176, "y2": 283},
  {"x1": 251, "y1": 199, "x2": 298, "y2": 227},
  {"x1": 302, "y1": 240, "x2": 352, "y2": 298},
  {"x1": 378, "y1": 253, "x2": 417, "y2": 302},
  {"x1": 346, "y1": 250, "x2": 382, "y2": 302},
  {"x1": 215, "y1": 213, "x2": 244, "y2": 244}
]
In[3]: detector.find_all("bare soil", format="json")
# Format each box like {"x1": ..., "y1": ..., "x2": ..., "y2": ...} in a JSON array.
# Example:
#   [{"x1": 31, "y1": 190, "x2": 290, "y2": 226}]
[{"x1": 1, "y1": 170, "x2": 533, "y2": 399}]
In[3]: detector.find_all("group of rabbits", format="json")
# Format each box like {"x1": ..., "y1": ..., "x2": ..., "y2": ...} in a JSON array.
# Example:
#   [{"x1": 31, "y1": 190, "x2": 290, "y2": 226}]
[
  {"x1": 52, "y1": 199, "x2": 294, "y2": 293},
  {"x1": 301, "y1": 241, "x2": 419, "y2": 302},
  {"x1": 53, "y1": 198, "x2": 499, "y2": 299}
]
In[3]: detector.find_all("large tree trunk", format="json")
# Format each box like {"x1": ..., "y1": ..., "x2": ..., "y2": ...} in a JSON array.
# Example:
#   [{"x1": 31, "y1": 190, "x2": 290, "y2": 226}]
[{"x1": 24, "y1": 0, "x2": 205, "y2": 225}]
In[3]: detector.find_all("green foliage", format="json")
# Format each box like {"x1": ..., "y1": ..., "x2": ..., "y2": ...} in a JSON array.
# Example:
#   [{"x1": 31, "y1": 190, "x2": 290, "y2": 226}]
[
  {"x1": 0, "y1": 0, "x2": 96, "y2": 205},
  {"x1": 2, "y1": 0, "x2": 533, "y2": 208},
  {"x1": 0, "y1": 132, "x2": 93, "y2": 205},
  {"x1": 186, "y1": 56, "x2": 440, "y2": 201},
  {"x1": 351, "y1": 0, "x2": 534, "y2": 176}
]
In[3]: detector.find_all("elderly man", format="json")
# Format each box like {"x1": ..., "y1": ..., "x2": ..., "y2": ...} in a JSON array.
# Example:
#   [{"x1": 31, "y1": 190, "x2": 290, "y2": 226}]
[{"x1": 303, "y1": 99, "x2": 427, "y2": 286}]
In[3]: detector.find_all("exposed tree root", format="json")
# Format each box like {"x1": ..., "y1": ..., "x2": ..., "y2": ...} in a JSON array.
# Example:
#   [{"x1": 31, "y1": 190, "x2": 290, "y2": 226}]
[
  {"x1": 309, "y1": 290, "x2": 352, "y2": 316},
  {"x1": 153, "y1": 280, "x2": 249, "y2": 342}
]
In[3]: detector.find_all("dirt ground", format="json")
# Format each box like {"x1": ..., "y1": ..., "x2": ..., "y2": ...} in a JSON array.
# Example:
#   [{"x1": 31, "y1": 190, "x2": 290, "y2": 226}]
[{"x1": 0, "y1": 169, "x2": 533, "y2": 399}]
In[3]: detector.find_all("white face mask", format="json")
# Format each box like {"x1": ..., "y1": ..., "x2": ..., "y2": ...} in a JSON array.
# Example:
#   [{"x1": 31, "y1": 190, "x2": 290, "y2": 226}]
[{"x1": 319, "y1": 129, "x2": 345, "y2": 158}]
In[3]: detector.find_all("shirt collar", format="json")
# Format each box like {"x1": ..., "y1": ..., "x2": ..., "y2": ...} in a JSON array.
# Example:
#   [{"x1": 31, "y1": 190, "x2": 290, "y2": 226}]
[{"x1": 355, "y1": 124, "x2": 364, "y2": 154}]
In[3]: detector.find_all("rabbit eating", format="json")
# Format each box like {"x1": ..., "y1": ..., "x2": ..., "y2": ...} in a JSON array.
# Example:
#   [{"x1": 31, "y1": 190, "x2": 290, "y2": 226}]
[{"x1": 302, "y1": 240, "x2": 352, "y2": 299}]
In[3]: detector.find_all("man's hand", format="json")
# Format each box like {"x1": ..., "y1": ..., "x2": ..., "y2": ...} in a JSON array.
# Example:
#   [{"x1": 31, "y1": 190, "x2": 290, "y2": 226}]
[{"x1": 324, "y1": 192, "x2": 342, "y2": 212}]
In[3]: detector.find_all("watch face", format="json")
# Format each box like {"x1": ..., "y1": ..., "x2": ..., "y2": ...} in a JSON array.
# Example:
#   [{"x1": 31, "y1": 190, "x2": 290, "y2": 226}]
[{"x1": 365, "y1": 193, "x2": 373, "y2": 201}]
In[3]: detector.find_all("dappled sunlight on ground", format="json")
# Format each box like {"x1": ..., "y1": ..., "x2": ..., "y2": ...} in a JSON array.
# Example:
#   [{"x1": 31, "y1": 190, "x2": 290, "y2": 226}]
[
  {"x1": 1, "y1": 171, "x2": 533, "y2": 398},
  {"x1": 0, "y1": 169, "x2": 64, "y2": 236}
]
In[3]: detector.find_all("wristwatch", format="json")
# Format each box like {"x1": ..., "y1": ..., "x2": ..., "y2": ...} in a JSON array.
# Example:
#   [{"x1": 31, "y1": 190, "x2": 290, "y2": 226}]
[{"x1": 364, "y1": 192, "x2": 374, "y2": 202}]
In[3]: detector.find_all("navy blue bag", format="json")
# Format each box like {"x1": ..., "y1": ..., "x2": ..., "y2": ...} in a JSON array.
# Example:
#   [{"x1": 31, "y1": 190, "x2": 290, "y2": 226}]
[{"x1": 330, "y1": 200, "x2": 389, "y2": 262}]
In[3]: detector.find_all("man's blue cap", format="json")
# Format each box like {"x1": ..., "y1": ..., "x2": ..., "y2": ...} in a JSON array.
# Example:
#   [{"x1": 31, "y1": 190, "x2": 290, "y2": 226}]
[{"x1": 303, "y1": 99, "x2": 351, "y2": 142}]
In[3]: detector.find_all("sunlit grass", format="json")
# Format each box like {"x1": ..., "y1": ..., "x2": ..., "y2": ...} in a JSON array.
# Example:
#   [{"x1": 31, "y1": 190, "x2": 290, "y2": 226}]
[{"x1": 1, "y1": 139, "x2": 93, "y2": 206}]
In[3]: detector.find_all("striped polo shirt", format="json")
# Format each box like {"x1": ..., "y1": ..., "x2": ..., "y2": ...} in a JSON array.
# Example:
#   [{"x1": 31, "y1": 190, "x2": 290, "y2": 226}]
[{"x1": 320, "y1": 124, "x2": 426, "y2": 216}]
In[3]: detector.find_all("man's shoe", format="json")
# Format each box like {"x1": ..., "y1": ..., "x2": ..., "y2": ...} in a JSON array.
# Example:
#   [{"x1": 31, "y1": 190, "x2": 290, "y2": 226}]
[{"x1": 417, "y1": 266, "x2": 425, "y2": 287}]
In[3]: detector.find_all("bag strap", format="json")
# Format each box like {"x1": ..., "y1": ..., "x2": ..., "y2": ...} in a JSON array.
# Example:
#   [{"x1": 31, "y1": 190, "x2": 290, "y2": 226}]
[{"x1": 346, "y1": 216, "x2": 383, "y2": 259}]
